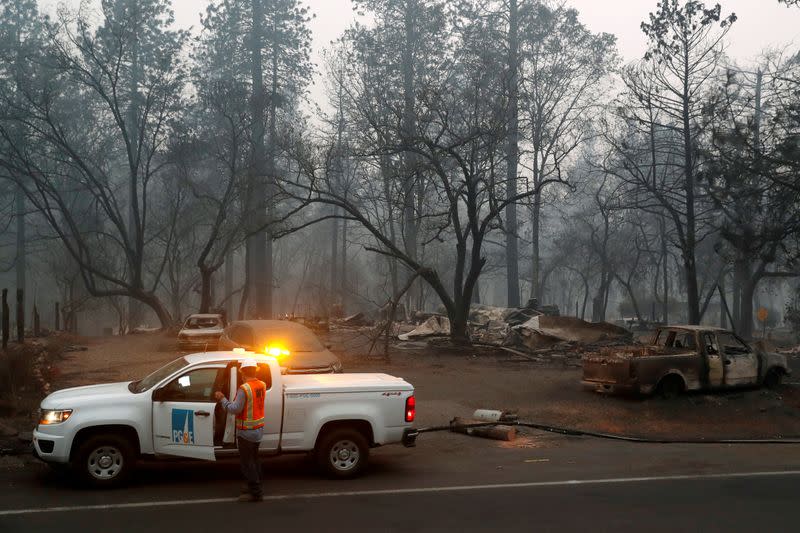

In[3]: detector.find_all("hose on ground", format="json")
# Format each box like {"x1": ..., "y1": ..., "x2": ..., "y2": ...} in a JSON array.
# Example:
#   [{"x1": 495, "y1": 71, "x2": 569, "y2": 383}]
[{"x1": 415, "y1": 419, "x2": 800, "y2": 444}]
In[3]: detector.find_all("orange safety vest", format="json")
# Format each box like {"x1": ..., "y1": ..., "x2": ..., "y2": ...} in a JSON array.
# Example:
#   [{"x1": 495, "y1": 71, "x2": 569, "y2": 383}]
[{"x1": 235, "y1": 379, "x2": 266, "y2": 430}]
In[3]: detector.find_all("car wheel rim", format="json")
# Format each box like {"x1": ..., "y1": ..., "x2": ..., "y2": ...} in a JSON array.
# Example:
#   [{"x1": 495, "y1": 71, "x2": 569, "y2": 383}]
[
  {"x1": 87, "y1": 446, "x2": 124, "y2": 480},
  {"x1": 329, "y1": 440, "x2": 360, "y2": 471}
]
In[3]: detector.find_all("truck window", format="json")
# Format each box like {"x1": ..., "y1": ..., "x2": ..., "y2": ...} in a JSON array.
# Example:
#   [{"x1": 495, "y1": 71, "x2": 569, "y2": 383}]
[
  {"x1": 672, "y1": 332, "x2": 696, "y2": 350},
  {"x1": 160, "y1": 368, "x2": 222, "y2": 402},
  {"x1": 717, "y1": 333, "x2": 750, "y2": 356},
  {"x1": 653, "y1": 330, "x2": 675, "y2": 347}
]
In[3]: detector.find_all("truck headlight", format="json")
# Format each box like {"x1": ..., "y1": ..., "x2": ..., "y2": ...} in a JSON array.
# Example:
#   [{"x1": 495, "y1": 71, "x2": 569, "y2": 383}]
[{"x1": 39, "y1": 409, "x2": 73, "y2": 425}]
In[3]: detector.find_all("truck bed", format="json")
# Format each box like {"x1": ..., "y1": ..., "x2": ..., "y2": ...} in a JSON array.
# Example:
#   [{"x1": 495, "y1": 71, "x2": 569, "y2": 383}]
[
  {"x1": 582, "y1": 346, "x2": 695, "y2": 386},
  {"x1": 283, "y1": 373, "x2": 413, "y2": 394}
]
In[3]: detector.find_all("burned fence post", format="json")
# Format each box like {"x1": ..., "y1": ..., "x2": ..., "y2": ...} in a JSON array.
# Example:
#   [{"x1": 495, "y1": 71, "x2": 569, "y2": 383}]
[
  {"x1": 2, "y1": 289, "x2": 8, "y2": 350},
  {"x1": 16, "y1": 288, "x2": 24, "y2": 343},
  {"x1": 55, "y1": 302, "x2": 60, "y2": 331}
]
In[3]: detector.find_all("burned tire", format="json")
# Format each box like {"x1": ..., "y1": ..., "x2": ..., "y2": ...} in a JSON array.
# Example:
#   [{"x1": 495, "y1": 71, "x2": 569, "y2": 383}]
[
  {"x1": 656, "y1": 375, "x2": 685, "y2": 399},
  {"x1": 763, "y1": 368, "x2": 784, "y2": 389},
  {"x1": 315, "y1": 428, "x2": 369, "y2": 479},
  {"x1": 73, "y1": 434, "x2": 136, "y2": 488}
]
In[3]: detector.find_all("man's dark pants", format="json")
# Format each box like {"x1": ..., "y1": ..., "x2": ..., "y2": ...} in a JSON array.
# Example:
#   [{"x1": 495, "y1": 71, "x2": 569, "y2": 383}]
[{"x1": 237, "y1": 437, "x2": 262, "y2": 497}]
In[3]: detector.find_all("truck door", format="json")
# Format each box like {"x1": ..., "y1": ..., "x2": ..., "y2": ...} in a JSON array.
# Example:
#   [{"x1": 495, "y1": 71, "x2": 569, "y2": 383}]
[
  {"x1": 718, "y1": 332, "x2": 759, "y2": 386},
  {"x1": 703, "y1": 332, "x2": 724, "y2": 387},
  {"x1": 152, "y1": 366, "x2": 223, "y2": 461}
]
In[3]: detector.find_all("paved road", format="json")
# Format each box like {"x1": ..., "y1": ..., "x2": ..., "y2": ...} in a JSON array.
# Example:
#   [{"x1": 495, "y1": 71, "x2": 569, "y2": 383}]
[{"x1": 1, "y1": 431, "x2": 799, "y2": 532}]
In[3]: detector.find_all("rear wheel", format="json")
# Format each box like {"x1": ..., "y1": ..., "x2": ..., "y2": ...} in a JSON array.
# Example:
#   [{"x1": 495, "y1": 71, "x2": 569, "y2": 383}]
[
  {"x1": 763, "y1": 368, "x2": 784, "y2": 389},
  {"x1": 315, "y1": 428, "x2": 369, "y2": 479},
  {"x1": 73, "y1": 434, "x2": 136, "y2": 488},
  {"x1": 656, "y1": 375, "x2": 685, "y2": 399}
]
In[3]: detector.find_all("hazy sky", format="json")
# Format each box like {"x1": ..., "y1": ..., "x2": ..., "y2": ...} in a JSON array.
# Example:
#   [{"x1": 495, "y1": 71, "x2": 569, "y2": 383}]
[{"x1": 39, "y1": 0, "x2": 800, "y2": 108}]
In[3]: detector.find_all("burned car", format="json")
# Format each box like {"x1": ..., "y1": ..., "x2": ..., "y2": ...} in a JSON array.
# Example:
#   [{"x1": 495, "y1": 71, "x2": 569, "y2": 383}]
[
  {"x1": 582, "y1": 325, "x2": 790, "y2": 397},
  {"x1": 177, "y1": 313, "x2": 225, "y2": 351}
]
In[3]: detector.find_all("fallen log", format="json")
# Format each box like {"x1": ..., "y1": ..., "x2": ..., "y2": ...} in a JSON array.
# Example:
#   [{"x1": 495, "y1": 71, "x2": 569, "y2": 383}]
[{"x1": 450, "y1": 417, "x2": 517, "y2": 441}]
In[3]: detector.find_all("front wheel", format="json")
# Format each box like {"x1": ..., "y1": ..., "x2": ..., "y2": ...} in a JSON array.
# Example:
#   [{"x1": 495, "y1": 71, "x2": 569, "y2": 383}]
[
  {"x1": 763, "y1": 368, "x2": 784, "y2": 389},
  {"x1": 315, "y1": 428, "x2": 369, "y2": 479},
  {"x1": 73, "y1": 434, "x2": 136, "y2": 488}
]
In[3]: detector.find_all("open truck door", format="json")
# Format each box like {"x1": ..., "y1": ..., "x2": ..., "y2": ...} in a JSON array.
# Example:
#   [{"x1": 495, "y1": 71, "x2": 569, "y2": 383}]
[
  {"x1": 151, "y1": 366, "x2": 223, "y2": 461},
  {"x1": 718, "y1": 332, "x2": 759, "y2": 386}
]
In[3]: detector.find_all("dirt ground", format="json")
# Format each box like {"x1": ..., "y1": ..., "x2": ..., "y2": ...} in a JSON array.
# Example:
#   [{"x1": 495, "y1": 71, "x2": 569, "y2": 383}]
[{"x1": 8, "y1": 328, "x2": 795, "y2": 443}]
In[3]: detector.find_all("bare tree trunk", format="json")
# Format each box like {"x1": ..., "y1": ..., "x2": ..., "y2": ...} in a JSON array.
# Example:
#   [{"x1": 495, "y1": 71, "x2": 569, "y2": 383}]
[
  {"x1": 504, "y1": 0, "x2": 520, "y2": 308},
  {"x1": 530, "y1": 193, "x2": 541, "y2": 300},
  {"x1": 126, "y1": 0, "x2": 143, "y2": 333},
  {"x1": 719, "y1": 275, "x2": 727, "y2": 329},
  {"x1": 401, "y1": 1, "x2": 419, "y2": 311},
  {"x1": 740, "y1": 278, "x2": 757, "y2": 340},
  {"x1": 380, "y1": 154, "x2": 399, "y2": 298},
  {"x1": 733, "y1": 258, "x2": 747, "y2": 330},
  {"x1": 137, "y1": 291, "x2": 173, "y2": 330},
  {"x1": 330, "y1": 205, "x2": 339, "y2": 311},
  {"x1": 581, "y1": 274, "x2": 589, "y2": 320},
  {"x1": 170, "y1": 278, "x2": 181, "y2": 322},
  {"x1": 660, "y1": 218, "x2": 669, "y2": 324},
  {"x1": 15, "y1": 188, "x2": 25, "y2": 310},
  {"x1": 16, "y1": 289, "x2": 24, "y2": 342},
  {"x1": 248, "y1": 0, "x2": 269, "y2": 319},
  {"x1": 2, "y1": 289, "x2": 8, "y2": 349},
  {"x1": 262, "y1": 44, "x2": 279, "y2": 319},
  {"x1": 450, "y1": 301, "x2": 470, "y2": 343},
  {"x1": 736, "y1": 260, "x2": 759, "y2": 339},
  {"x1": 238, "y1": 245, "x2": 251, "y2": 320},
  {"x1": 341, "y1": 207, "x2": 347, "y2": 314},
  {"x1": 225, "y1": 249, "x2": 234, "y2": 319},
  {"x1": 681, "y1": 55, "x2": 700, "y2": 325},
  {"x1": 199, "y1": 267, "x2": 214, "y2": 313}
]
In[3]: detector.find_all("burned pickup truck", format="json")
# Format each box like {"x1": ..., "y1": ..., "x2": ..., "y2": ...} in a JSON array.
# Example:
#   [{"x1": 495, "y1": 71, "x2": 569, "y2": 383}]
[{"x1": 582, "y1": 326, "x2": 791, "y2": 397}]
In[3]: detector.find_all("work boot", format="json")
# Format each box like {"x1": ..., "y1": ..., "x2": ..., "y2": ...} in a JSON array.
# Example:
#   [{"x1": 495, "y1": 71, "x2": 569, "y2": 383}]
[{"x1": 237, "y1": 493, "x2": 264, "y2": 503}]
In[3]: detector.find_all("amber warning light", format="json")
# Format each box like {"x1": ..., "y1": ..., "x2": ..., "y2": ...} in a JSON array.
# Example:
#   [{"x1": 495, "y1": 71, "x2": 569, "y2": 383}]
[
  {"x1": 264, "y1": 346, "x2": 290, "y2": 358},
  {"x1": 405, "y1": 395, "x2": 416, "y2": 422}
]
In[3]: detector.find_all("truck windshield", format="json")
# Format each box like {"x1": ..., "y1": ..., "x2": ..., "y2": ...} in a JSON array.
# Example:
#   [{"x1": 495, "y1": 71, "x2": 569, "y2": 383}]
[{"x1": 128, "y1": 357, "x2": 189, "y2": 393}]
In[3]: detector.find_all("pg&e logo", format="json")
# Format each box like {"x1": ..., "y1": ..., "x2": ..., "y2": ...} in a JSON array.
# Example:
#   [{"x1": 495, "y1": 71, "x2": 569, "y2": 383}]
[{"x1": 171, "y1": 408, "x2": 195, "y2": 444}]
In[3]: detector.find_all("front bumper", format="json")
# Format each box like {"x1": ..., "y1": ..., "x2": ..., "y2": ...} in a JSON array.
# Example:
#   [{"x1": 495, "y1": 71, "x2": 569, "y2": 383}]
[
  {"x1": 32, "y1": 427, "x2": 70, "y2": 464},
  {"x1": 402, "y1": 428, "x2": 419, "y2": 447}
]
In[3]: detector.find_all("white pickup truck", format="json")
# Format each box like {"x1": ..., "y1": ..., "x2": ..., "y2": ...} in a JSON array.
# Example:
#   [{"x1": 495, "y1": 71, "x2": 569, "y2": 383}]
[{"x1": 32, "y1": 352, "x2": 418, "y2": 487}]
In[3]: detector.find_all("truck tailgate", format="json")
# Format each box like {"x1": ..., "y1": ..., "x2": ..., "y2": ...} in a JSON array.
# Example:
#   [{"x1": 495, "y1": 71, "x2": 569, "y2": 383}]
[{"x1": 582, "y1": 355, "x2": 632, "y2": 384}]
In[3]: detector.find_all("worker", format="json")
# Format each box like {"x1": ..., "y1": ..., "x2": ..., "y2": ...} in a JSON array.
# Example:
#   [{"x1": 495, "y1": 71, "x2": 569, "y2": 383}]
[{"x1": 214, "y1": 358, "x2": 266, "y2": 502}]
